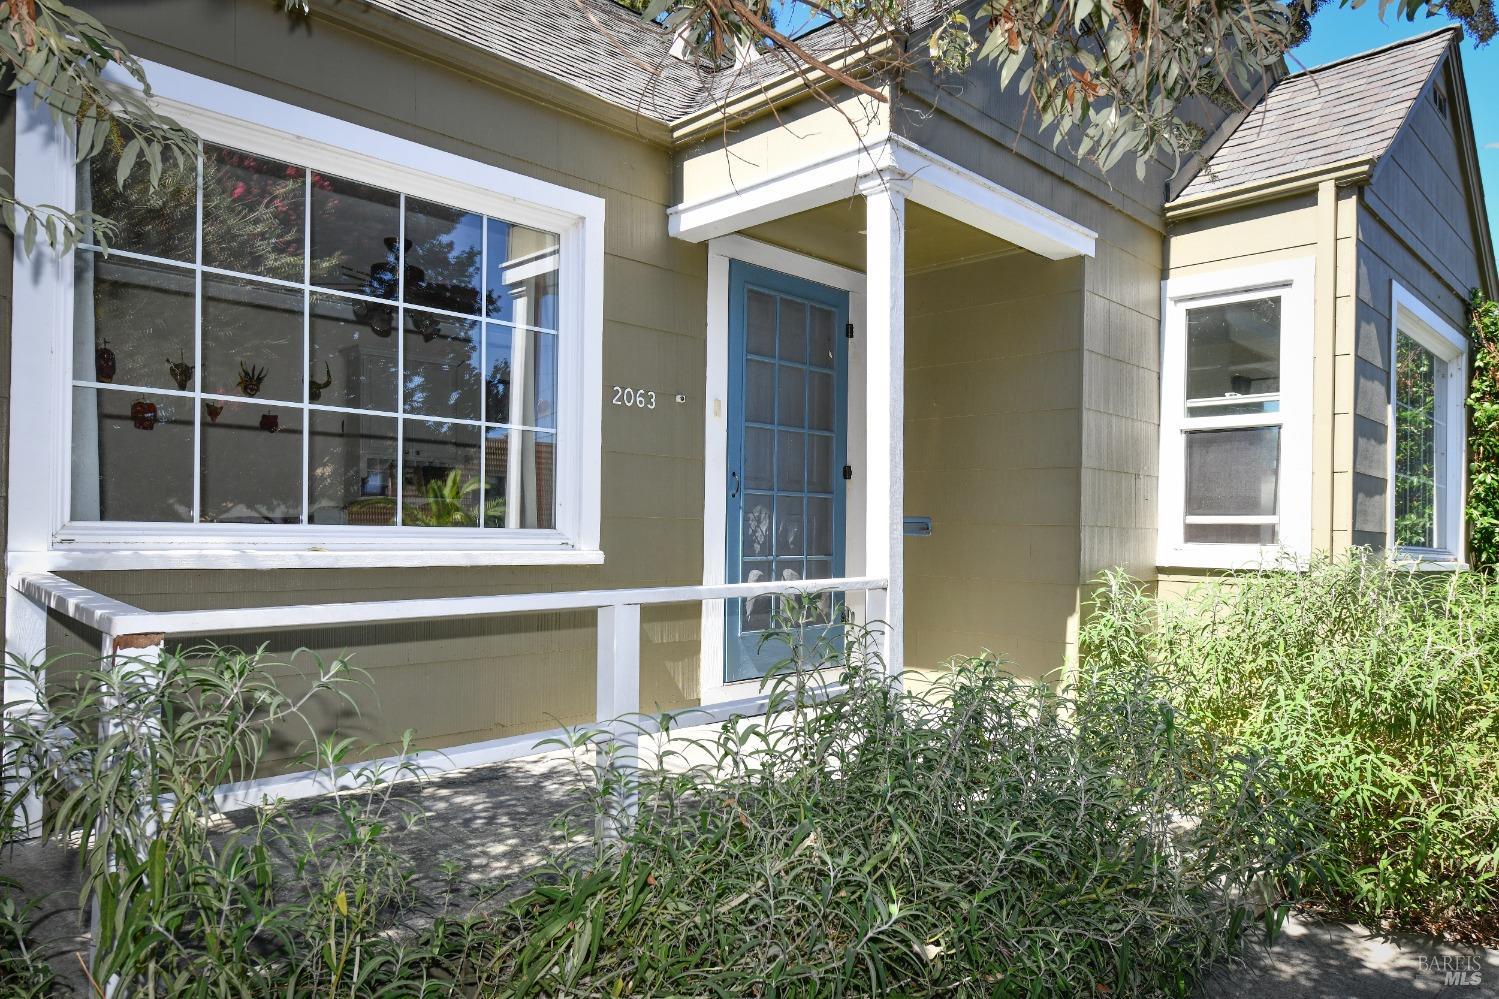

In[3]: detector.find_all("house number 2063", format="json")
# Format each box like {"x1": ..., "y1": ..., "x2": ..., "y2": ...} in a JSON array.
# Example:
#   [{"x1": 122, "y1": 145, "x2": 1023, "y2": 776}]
[{"x1": 611, "y1": 386, "x2": 657, "y2": 409}]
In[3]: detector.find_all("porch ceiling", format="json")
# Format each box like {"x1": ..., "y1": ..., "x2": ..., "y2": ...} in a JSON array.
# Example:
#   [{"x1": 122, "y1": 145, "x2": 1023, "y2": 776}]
[{"x1": 743, "y1": 201, "x2": 1023, "y2": 274}]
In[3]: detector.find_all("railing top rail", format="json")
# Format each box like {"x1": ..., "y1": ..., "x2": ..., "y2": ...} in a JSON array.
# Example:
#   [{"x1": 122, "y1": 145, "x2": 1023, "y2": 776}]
[{"x1": 11, "y1": 572, "x2": 888, "y2": 639}]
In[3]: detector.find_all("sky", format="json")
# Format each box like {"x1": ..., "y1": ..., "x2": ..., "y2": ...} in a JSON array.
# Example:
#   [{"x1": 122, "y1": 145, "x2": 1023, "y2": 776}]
[{"x1": 1292, "y1": 6, "x2": 1498, "y2": 248}]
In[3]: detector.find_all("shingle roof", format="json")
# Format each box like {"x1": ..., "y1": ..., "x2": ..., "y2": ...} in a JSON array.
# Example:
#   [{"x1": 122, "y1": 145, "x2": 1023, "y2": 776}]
[
  {"x1": 1174, "y1": 28, "x2": 1456, "y2": 201},
  {"x1": 362, "y1": 0, "x2": 710, "y2": 121},
  {"x1": 356, "y1": 0, "x2": 907, "y2": 124}
]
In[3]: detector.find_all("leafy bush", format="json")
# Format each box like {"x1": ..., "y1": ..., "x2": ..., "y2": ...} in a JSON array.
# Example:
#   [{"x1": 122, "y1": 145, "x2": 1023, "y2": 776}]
[
  {"x1": 1080, "y1": 555, "x2": 1499, "y2": 941},
  {"x1": 1, "y1": 619, "x2": 1314, "y2": 995},
  {"x1": 486, "y1": 618, "x2": 1313, "y2": 997},
  {"x1": 1467, "y1": 292, "x2": 1499, "y2": 571}
]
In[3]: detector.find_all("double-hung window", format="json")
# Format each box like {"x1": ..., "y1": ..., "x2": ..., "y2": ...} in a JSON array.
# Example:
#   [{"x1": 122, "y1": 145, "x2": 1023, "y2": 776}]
[
  {"x1": 11, "y1": 61, "x2": 604, "y2": 568},
  {"x1": 1158, "y1": 259, "x2": 1315, "y2": 568},
  {"x1": 1389, "y1": 282, "x2": 1466, "y2": 561}
]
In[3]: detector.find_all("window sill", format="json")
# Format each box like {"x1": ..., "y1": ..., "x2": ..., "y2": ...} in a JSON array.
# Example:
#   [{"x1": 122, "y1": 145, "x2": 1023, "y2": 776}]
[
  {"x1": 1156, "y1": 545, "x2": 1308, "y2": 572},
  {"x1": 10, "y1": 547, "x2": 607, "y2": 572},
  {"x1": 1392, "y1": 549, "x2": 1467, "y2": 572}
]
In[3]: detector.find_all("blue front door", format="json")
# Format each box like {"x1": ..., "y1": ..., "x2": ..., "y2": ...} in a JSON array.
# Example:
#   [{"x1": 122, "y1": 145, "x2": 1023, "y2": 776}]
[{"x1": 725, "y1": 261, "x2": 849, "y2": 683}]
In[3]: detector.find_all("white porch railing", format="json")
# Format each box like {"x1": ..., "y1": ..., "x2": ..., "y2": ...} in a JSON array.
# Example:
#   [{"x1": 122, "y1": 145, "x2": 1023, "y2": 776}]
[{"x1": 4, "y1": 572, "x2": 889, "y2": 837}]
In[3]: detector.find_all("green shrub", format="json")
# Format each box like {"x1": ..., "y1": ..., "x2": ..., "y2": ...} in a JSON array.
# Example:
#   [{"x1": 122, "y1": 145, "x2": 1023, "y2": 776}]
[
  {"x1": 2, "y1": 620, "x2": 1315, "y2": 996},
  {"x1": 1080, "y1": 554, "x2": 1499, "y2": 940},
  {"x1": 1467, "y1": 292, "x2": 1499, "y2": 571},
  {"x1": 485, "y1": 619, "x2": 1314, "y2": 997}
]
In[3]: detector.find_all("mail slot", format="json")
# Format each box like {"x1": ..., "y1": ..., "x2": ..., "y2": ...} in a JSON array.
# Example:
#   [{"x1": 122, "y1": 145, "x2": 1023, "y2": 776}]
[{"x1": 904, "y1": 516, "x2": 933, "y2": 537}]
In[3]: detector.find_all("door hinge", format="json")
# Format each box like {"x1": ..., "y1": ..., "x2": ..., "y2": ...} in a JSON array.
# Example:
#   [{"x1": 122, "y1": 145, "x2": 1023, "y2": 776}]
[
  {"x1": 842, "y1": 465, "x2": 853, "y2": 480},
  {"x1": 845, "y1": 322, "x2": 855, "y2": 340}
]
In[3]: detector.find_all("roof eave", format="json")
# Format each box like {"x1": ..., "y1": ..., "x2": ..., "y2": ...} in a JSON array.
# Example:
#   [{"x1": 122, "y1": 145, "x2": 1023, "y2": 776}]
[
  {"x1": 667, "y1": 35, "x2": 897, "y2": 145},
  {"x1": 1165, "y1": 155, "x2": 1377, "y2": 222}
]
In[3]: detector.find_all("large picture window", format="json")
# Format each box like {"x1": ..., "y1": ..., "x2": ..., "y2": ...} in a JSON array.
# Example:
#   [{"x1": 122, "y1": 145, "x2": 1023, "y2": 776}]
[
  {"x1": 1158, "y1": 260, "x2": 1315, "y2": 568},
  {"x1": 12, "y1": 62, "x2": 604, "y2": 567},
  {"x1": 72, "y1": 140, "x2": 559, "y2": 531},
  {"x1": 1389, "y1": 283, "x2": 1466, "y2": 560}
]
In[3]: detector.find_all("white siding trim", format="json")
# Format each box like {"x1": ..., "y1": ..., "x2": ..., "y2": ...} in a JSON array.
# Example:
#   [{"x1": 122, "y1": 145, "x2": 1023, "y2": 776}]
[
  {"x1": 668, "y1": 137, "x2": 1096, "y2": 261},
  {"x1": 1157, "y1": 257, "x2": 1317, "y2": 570},
  {"x1": 1387, "y1": 279, "x2": 1467, "y2": 562},
  {"x1": 9, "y1": 60, "x2": 606, "y2": 572}
]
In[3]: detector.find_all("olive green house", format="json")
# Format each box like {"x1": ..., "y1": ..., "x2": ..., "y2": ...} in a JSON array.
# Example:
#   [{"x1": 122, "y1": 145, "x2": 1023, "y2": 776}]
[{"x1": 1, "y1": 2, "x2": 1492, "y2": 809}]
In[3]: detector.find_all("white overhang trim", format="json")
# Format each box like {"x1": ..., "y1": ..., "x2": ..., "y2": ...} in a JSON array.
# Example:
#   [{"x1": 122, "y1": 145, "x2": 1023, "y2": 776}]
[{"x1": 668, "y1": 136, "x2": 1096, "y2": 260}]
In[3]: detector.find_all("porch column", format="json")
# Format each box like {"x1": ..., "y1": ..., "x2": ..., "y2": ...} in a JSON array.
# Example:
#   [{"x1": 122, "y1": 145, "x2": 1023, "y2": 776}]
[{"x1": 860, "y1": 174, "x2": 908, "y2": 673}]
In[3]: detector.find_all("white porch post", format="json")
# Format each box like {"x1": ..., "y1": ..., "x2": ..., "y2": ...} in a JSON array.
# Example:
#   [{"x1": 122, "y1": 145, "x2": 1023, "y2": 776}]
[
  {"x1": 3, "y1": 583, "x2": 49, "y2": 838},
  {"x1": 860, "y1": 174, "x2": 908, "y2": 675}
]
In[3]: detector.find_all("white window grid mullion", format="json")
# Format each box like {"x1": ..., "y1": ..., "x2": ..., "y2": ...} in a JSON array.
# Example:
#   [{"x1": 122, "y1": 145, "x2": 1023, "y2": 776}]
[
  {"x1": 395, "y1": 193, "x2": 406, "y2": 527},
  {"x1": 191, "y1": 139, "x2": 205, "y2": 525},
  {"x1": 301, "y1": 166, "x2": 312, "y2": 526},
  {"x1": 1180, "y1": 412, "x2": 1285, "y2": 432},
  {"x1": 479, "y1": 214, "x2": 488, "y2": 527},
  {"x1": 1183, "y1": 515, "x2": 1279, "y2": 525}
]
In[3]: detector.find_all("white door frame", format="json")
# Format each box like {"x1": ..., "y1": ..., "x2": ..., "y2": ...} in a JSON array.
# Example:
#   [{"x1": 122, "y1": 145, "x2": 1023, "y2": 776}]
[{"x1": 699, "y1": 234, "x2": 866, "y2": 705}]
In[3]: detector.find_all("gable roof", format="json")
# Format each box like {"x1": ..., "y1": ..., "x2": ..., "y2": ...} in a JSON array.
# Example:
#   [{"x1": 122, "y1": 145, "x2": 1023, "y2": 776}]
[{"x1": 1174, "y1": 28, "x2": 1457, "y2": 201}]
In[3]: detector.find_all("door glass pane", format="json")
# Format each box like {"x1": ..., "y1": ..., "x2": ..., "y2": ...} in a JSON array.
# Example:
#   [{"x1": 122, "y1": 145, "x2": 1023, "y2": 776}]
[
  {"x1": 1185, "y1": 296, "x2": 1280, "y2": 413},
  {"x1": 201, "y1": 275, "x2": 304, "y2": 404},
  {"x1": 807, "y1": 435, "x2": 834, "y2": 493},
  {"x1": 403, "y1": 310, "x2": 481, "y2": 421},
  {"x1": 309, "y1": 292, "x2": 398, "y2": 412},
  {"x1": 745, "y1": 360, "x2": 775, "y2": 424},
  {"x1": 308, "y1": 411, "x2": 397, "y2": 525},
  {"x1": 201, "y1": 143, "x2": 305, "y2": 281},
  {"x1": 71, "y1": 388, "x2": 192, "y2": 522},
  {"x1": 778, "y1": 365, "x2": 805, "y2": 426},
  {"x1": 1185, "y1": 427, "x2": 1280, "y2": 517},
  {"x1": 808, "y1": 370, "x2": 835, "y2": 431},
  {"x1": 776, "y1": 495, "x2": 804, "y2": 555},
  {"x1": 1394, "y1": 332, "x2": 1439, "y2": 549},
  {"x1": 746, "y1": 290, "x2": 776, "y2": 357},
  {"x1": 744, "y1": 428, "x2": 774, "y2": 490},
  {"x1": 777, "y1": 430, "x2": 805, "y2": 490},
  {"x1": 310, "y1": 172, "x2": 400, "y2": 299},
  {"x1": 75, "y1": 253, "x2": 195, "y2": 391},
  {"x1": 402, "y1": 419, "x2": 481, "y2": 527},
  {"x1": 742, "y1": 560, "x2": 774, "y2": 631},
  {"x1": 743, "y1": 493, "x2": 773, "y2": 558},
  {"x1": 809, "y1": 307, "x2": 836, "y2": 368},
  {"x1": 200, "y1": 402, "x2": 303, "y2": 524},
  {"x1": 807, "y1": 496, "x2": 834, "y2": 557},
  {"x1": 778, "y1": 299, "x2": 807, "y2": 363},
  {"x1": 403, "y1": 196, "x2": 482, "y2": 315}
]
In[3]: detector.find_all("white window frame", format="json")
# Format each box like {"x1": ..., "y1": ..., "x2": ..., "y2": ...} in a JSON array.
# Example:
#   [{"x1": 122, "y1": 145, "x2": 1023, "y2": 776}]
[
  {"x1": 1157, "y1": 258, "x2": 1316, "y2": 570},
  {"x1": 1387, "y1": 280, "x2": 1467, "y2": 565},
  {"x1": 9, "y1": 60, "x2": 605, "y2": 571}
]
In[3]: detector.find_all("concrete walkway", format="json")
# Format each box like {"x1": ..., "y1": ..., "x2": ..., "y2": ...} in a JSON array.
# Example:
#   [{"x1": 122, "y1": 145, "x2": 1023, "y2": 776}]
[{"x1": 5, "y1": 749, "x2": 1496, "y2": 997}]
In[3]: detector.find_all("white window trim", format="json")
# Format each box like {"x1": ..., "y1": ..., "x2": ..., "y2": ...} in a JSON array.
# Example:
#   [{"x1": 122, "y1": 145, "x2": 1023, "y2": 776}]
[
  {"x1": 9, "y1": 61, "x2": 605, "y2": 572},
  {"x1": 1157, "y1": 257, "x2": 1316, "y2": 570},
  {"x1": 1387, "y1": 280, "x2": 1467, "y2": 565}
]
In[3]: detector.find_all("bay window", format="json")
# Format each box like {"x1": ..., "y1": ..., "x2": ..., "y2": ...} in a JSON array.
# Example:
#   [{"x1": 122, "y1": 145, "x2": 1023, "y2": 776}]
[
  {"x1": 1389, "y1": 282, "x2": 1466, "y2": 561},
  {"x1": 12, "y1": 61, "x2": 603, "y2": 568},
  {"x1": 1158, "y1": 260, "x2": 1315, "y2": 568}
]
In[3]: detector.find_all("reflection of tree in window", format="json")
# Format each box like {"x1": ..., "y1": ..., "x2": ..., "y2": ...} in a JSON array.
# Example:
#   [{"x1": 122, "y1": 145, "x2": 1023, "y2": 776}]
[{"x1": 1395, "y1": 334, "x2": 1438, "y2": 549}]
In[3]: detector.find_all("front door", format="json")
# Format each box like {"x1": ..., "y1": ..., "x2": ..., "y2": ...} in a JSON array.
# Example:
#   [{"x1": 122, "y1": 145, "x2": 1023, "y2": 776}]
[{"x1": 724, "y1": 260, "x2": 849, "y2": 683}]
